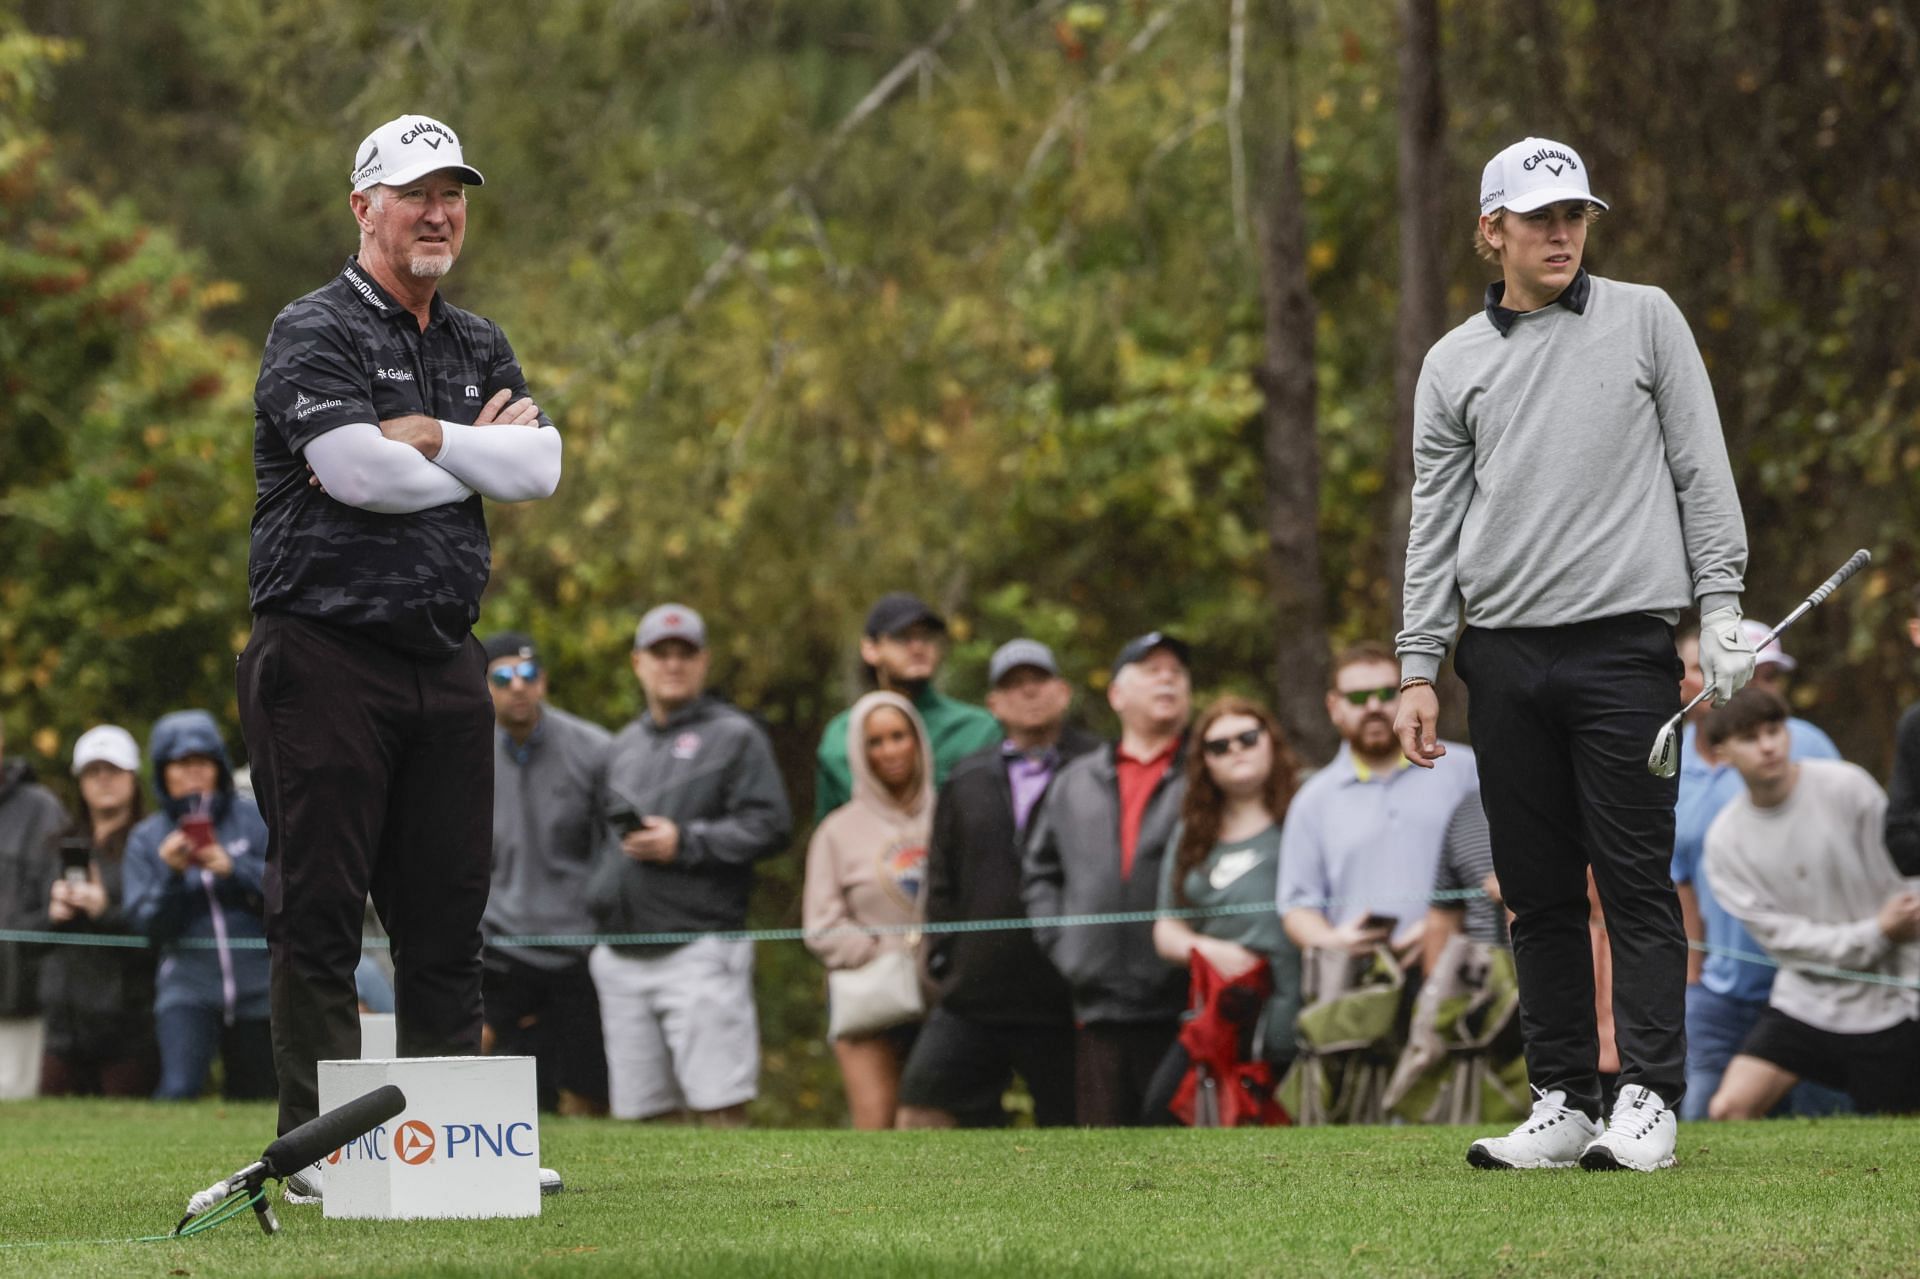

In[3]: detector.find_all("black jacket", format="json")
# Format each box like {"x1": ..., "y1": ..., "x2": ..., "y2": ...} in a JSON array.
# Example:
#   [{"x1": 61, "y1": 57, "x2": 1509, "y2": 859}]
[
  {"x1": 923, "y1": 727, "x2": 1101, "y2": 1025},
  {"x1": 1888, "y1": 703, "x2": 1920, "y2": 877},
  {"x1": 1022, "y1": 739, "x2": 1190, "y2": 1026},
  {"x1": 22, "y1": 822, "x2": 157, "y2": 1058},
  {"x1": 0, "y1": 760, "x2": 68, "y2": 1017}
]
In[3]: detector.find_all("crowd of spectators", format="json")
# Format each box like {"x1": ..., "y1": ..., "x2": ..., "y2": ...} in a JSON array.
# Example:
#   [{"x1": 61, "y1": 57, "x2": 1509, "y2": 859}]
[{"x1": 1, "y1": 584, "x2": 1916, "y2": 1127}]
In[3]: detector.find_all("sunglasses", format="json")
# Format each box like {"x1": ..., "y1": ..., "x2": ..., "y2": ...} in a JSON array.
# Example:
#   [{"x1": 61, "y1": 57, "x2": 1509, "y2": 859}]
[
  {"x1": 488, "y1": 660, "x2": 541, "y2": 688},
  {"x1": 1338, "y1": 685, "x2": 1400, "y2": 707},
  {"x1": 1201, "y1": 727, "x2": 1265, "y2": 757}
]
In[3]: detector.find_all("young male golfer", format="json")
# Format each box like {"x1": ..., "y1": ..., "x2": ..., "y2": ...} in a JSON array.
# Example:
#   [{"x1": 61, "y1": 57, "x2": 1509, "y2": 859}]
[{"x1": 1394, "y1": 137, "x2": 1752, "y2": 1171}]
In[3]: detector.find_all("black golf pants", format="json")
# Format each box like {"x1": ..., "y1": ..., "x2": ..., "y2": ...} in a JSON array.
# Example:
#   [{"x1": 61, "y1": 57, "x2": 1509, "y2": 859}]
[
  {"x1": 1454, "y1": 614, "x2": 1685, "y2": 1119},
  {"x1": 237, "y1": 612, "x2": 494, "y2": 1135}
]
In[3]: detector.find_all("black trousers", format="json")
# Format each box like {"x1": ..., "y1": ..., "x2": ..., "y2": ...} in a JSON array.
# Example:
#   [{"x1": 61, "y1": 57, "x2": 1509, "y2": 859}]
[
  {"x1": 1075, "y1": 1020, "x2": 1179, "y2": 1127},
  {"x1": 237, "y1": 612, "x2": 494, "y2": 1135},
  {"x1": 482, "y1": 953, "x2": 609, "y2": 1111},
  {"x1": 1455, "y1": 615, "x2": 1686, "y2": 1118}
]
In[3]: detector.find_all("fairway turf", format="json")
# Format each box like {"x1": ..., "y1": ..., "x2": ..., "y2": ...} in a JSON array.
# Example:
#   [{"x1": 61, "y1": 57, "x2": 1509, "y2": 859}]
[{"x1": 1, "y1": 1102, "x2": 1914, "y2": 1277}]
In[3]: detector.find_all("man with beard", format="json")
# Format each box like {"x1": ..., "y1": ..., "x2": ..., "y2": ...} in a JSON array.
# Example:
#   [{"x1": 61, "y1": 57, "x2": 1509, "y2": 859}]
[
  {"x1": 1279, "y1": 643, "x2": 1477, "y2": 969},
  {"x1": 237, "y1": 114, "x2": 562, "y2": 1189}
]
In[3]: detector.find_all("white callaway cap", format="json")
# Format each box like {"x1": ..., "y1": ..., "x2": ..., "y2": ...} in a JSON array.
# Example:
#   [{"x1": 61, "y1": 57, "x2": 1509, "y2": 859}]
[
  {"x1": 1479, "y1": 136, "x2": 1607, "y2": 215},
  {"x1": 72, "y1": 724, "x2": 140, "y2": 775},
  {"x1": 351, "y1": 114, "x2": 484, "y2": 192}
]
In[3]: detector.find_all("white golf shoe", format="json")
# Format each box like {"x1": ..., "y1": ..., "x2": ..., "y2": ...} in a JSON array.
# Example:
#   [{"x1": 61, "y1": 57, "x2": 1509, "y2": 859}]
[
  {"x1": 1579, "y1": 1084, "x2": 1678, "y2": 1172},
  {"x1": 1466, "y1": 1087, "x2": 1604, "y2": 1170},
  {"x1": 283, "y1": 1163, "x2": 323, "y2": 1205}
]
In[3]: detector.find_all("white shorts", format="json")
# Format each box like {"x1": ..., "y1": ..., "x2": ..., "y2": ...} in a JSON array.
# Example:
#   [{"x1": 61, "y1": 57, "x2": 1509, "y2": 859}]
[
  {"x1": 0, "y1": 1017, "x2": 45, "y2": 1099},
  {"x1": 589, "y1": 938, "x2": 759, "y2": 1118}
]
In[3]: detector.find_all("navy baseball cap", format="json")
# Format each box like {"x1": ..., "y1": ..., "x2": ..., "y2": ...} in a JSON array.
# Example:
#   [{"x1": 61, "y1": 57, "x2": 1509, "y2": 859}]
[
  {"x1": 482, "y1": 630, "x2": 536, "y2": 665},
  {"x1": 1111, "y1": 631, "x2": 1190, "y2": 679},
  {"x1": 864, "y1": 593, "x2": 946, "y2": 638}
]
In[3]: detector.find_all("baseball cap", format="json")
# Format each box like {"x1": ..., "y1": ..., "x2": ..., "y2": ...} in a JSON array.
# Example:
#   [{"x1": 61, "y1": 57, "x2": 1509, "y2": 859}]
[
  {"x1": 482, "y1": 630, "x2": 536, "y2": 666},
  {"x1": 988, "y1": 639, "x2": 1060, "y2": 687},
  {"x1": 351, "y1": 114, "x2": 485, "y2": 193},
  {"x1": 1111, "y1": 631, "x2": 1191, "y2": 679},
  {"x1": 1740, "y1": 619, "x2": 1795, "y2": 672},
  {"x1": 72, "y1": 725, "x2": 140, "y2": 775},
  {"x1": 636, "y1": 604, "x2": 707, "y2": 651},
  {"x1": 864, "y1": 593, "x2": 946, "y2": 639},
  {"x1": 1478, "y1": 137, "x2": 1608, "y2": 216}
]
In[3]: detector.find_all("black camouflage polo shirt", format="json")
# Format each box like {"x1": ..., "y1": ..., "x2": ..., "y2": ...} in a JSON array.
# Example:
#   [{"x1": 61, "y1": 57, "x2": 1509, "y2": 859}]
[{"x1": 248, "y1": 257, "x2": 548, "y2": 657}]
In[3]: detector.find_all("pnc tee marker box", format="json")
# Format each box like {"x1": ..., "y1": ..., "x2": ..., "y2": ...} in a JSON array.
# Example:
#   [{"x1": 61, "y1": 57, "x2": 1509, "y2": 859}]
[{"x1": 317, "y1": 1056, "x2": 541, "y2": 1220}]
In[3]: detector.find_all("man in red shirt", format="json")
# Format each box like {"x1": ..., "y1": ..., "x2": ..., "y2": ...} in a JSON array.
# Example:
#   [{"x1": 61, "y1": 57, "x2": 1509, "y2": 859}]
[{"x1": 1023, "y1": 633, "x2": 1193, "y2": 1124}]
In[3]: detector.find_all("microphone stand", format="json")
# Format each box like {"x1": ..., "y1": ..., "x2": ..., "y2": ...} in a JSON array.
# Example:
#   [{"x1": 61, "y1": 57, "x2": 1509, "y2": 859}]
[{"x1": 247, "y1": 1166, "x2": 281, "y2": 1236}]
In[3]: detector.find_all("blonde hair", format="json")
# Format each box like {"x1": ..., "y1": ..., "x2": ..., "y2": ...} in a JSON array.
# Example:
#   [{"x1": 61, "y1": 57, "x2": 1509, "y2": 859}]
[{"x1": 1473, "y1": 203, "x2": 1603, "y2": 263}]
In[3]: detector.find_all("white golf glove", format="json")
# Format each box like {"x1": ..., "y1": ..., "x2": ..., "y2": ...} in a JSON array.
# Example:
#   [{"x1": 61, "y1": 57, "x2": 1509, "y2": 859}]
[{"x1": 1697, "y1": 606, "x2": 1755, "y2": 706}]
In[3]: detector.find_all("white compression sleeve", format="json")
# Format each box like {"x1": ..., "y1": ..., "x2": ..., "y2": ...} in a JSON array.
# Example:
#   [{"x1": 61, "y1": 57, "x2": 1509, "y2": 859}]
[
  {"x1": 303, "y1": 423, "x2": 475, "y2": 514},
  {"x1": 432, "y1": 421, "x2": 562, "y2": 502}
]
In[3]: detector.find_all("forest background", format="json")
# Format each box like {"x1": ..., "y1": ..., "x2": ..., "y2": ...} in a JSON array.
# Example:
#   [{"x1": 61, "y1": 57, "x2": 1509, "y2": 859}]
[{"x1": 4, "y1": 0, "x2": 1918, "y2": 1123}]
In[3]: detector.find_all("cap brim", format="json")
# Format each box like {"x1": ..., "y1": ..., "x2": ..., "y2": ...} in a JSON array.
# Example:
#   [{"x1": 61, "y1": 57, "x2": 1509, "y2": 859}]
[
  {"x1": 1502, "y1": 187, "x2": 1608, "y2": 213},
  {"x1": 356, "y1": 161, "x2": 485, "y2": 192}
]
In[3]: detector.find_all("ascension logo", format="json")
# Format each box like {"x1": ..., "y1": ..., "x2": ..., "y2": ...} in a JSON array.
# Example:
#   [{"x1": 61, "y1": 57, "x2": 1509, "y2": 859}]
[
  {"x1": 395, "y1": 1120, "x2": 437, "y2": 1165},
  {"x1": 294, "y1": 391, "x2": 345, "y2": 420},
  {"x1": 1521, "y1": 146, "x2": 1579, "y2": 177},
  {"x1": 399, "y1": 120, "x2": 456, "y2": 152}
]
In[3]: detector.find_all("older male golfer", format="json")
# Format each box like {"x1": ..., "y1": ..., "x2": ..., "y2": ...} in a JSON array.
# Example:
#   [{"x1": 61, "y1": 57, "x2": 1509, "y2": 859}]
[
  {"x1": 1394, "y1": 137, "x2": 1751, "y2": 1172},
  {"x1": 236, "y1": 114, "x2": 561, "y2": 1190}
]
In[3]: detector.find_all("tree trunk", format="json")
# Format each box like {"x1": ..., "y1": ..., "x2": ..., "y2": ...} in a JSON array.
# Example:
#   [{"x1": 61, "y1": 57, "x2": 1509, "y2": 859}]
[
  {"x1": 1385, "y1": 0, "x2": 1447, "y2": 630},
  {"x1": 1255, "y1": 114, "x2": 1335, "y2": 764}
]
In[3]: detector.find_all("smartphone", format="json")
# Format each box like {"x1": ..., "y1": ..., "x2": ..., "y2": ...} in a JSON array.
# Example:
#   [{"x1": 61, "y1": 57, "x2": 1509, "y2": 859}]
[
  {"x1": 58, "y1": 837, "x2": 92, "y2": 886},
  {"x1": 1359, "y1": 913, "x2": 1399, "y2": 936},
  {"x1": 606, "y1": 807, "x2": 647, "y2": 836},
  {"x1": 179, "y1": 812, "x2": 216, "y2": 851}
]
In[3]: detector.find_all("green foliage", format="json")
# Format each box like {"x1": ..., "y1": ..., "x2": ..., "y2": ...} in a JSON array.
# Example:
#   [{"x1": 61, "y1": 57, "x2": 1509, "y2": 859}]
[{"x1": 0, "y1": 24, "x2": 253, "y2": 769}]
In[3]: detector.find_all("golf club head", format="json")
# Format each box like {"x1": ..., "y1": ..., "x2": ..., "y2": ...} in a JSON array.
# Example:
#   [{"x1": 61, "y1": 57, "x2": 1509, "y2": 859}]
[{"x1": 1647, "y1": 720, "x2": 1681, "y2": 778}]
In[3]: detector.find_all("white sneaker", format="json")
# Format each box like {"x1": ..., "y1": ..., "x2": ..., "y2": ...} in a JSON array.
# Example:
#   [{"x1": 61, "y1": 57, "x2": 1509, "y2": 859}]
[
  {"x1": 1467, "y1": 1088, "x2": 1604, "y2": 1170},
  {"x1": 1580, "y1": 1084, "x2": 1677, "y2": 1172},
  {"x1": 283, "y1": 1163, "x2": 324, "y2": 1205}
]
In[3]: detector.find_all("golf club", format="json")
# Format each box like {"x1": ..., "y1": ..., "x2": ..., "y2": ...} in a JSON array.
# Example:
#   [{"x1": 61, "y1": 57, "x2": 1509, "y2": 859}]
[{"x1": 1647, "y1": 548, "x2": 1871, "y2": 778}]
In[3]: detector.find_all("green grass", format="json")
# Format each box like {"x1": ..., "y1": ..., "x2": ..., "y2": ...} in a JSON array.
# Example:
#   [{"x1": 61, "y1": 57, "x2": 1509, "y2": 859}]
[{"x1": 1, "y1": 1102, "x2": 1915, "y2": 1277}]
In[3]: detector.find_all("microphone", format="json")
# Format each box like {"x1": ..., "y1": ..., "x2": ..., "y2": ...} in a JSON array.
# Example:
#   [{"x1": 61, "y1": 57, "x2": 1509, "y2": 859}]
[{"x1": 178, "y1": 1085, "x2": 408, "y2": 1233}]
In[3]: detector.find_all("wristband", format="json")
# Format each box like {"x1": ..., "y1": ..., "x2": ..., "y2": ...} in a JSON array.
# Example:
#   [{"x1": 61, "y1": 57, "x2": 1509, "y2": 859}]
[{"x1": 1399, "y1": 676, "x2": 1433, "y2": 692}]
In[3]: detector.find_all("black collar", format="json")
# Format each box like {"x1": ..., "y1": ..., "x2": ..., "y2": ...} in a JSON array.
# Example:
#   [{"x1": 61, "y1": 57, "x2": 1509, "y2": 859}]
[
  {"x1": 1483, "y1": 268, "x2": 1590, "y2": 336},
  {"x1": 338, "y1": 256, "x2": 445, "y2": 328}
]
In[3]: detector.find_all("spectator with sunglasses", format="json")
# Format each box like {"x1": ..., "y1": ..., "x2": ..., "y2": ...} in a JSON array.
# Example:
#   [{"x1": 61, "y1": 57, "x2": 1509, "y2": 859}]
[
  {"x1": 1278, "y1": 643, "x2": 1477, "y2": 970},
  {"x1": 1145, "y1": 696, "x2": 1304, "y2": 1122},
  {"x1": 478, "y1": 631, "x2": 612, "y2": 1116}
]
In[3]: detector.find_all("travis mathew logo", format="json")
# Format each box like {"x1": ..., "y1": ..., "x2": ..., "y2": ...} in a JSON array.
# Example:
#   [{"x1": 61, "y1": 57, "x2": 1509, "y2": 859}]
[
  {"x1": 399, "y1": 120, "x2": 456, "y2": 151},
  {"x1": 395, "y1": 1120, "x2": 437, "y2": 1165},
  {"x1": 1522, "y1": 146, "x2": 1579, "y2": 177},
  {"x1": 341, "y1": 264, "x2": 390, "y2": 314}
]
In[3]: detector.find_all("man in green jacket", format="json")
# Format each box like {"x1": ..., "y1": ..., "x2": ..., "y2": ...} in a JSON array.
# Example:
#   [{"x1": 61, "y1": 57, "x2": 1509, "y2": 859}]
[{"x1": 813, "y1": 593, "x2": 999, "y2": 823}]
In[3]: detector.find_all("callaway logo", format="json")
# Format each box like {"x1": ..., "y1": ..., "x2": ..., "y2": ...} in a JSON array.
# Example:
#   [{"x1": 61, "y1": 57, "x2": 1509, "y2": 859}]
[
  {"x1": 395, "y1": 1120, "x2": 436, "y2": 1165},
  {"x1": 375, "y1": 367, "x2": 416, "y2": 382},
  {"x1": 1522, "y1": 146, "x2": 1579, "y2": 177},
  {"x1": 341, "y1": 264, "x2": 390, "y2": 314},
  {"x1": 294, "y1": 391, "x2": 345, "y2": 420},
  {"x1": 399, "y1": 120, "x2": 456, "y2": 151}
]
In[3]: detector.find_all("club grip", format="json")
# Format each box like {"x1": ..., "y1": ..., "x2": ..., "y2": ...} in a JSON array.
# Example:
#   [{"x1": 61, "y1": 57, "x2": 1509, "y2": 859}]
[{"x1": 1806, "y1": 549, "x2": 1870, "y2": 608}]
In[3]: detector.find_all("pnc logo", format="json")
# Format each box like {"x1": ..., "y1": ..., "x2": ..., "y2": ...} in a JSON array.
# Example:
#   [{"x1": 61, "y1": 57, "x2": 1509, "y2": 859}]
[{"x1": 395, "y1": 1120, "x2": 437, "y2": 1165}]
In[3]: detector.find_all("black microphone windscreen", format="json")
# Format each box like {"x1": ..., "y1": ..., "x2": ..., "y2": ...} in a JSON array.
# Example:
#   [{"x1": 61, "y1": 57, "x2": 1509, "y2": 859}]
[{"x1": 263, "y1": 1084, "x2": 408, "y2": 1177}]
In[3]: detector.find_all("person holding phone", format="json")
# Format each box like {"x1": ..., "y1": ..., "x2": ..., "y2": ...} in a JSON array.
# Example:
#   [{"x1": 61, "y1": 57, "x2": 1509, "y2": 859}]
[
  {"x1": 588, "y1": 606, "x2": 791, "y2": 1126},
  {"x1": 25, "y1": 726, "x2": 158, "y2": 1096},
  {"x1": 1278, "y1": 643, "x2": 1477, "y2": 969},
  {"x1": 124, "y1": 711, "x2": 274, "y2": 1101}
]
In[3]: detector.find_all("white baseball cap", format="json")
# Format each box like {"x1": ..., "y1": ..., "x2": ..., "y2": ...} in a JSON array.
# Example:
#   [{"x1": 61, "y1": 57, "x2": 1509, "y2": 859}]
[
  {"x1": 350, "y1": 114, "x2": 485, "y2": 192},
  {"x1": 1479, "y1": 137, "x2": 1608, "y2": 215},
  {"x1": 72, "y1": 724, "x2": 140, "y2": 775},
  {"x1": 1740, "y1": 619, "x2": 1796, "y2": 672}
]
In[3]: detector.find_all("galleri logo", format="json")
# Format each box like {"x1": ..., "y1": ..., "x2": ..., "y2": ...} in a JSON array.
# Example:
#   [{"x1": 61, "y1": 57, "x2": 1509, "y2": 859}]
[{"x1": 395, "y1": 1120, "x2": 438, "y2": 1165}]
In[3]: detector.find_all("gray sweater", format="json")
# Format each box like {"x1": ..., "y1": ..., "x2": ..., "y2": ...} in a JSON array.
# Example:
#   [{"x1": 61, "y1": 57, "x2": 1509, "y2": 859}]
[
  {"x1": 1397, "y1": 275, "x2": 1747, "y2": 682},
  {"x1": 484, "y1": 704, "x2": 612, "y2": 971}
]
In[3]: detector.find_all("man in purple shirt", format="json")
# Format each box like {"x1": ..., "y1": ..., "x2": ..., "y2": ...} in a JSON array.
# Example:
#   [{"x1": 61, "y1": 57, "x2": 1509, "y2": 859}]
[{"x1": 898, "y1": 640, "x2": 1099, "y2": 1127}]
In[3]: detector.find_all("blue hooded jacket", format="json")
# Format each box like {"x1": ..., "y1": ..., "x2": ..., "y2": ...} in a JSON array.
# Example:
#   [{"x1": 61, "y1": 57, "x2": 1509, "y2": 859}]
[{"x1": 122, "y1": 711, "x2": 271, "y2": 1021}]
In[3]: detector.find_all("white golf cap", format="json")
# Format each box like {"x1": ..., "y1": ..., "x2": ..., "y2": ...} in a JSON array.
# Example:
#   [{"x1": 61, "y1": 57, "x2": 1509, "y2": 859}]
[
  {"x1": 635, "y1": 604, "x2": 707, "y2": 651},
  {"x1": 350, "y1": 114, "x2": 484, "y2": 192},
  {"x1": 1740, "y1": 619, "x2": 1796, "y2": 672},
  {"x1": 72, "y1": 724, "x2": 140, "y2": 775},
  {"x1": 1478, "y1": 136, "x2": 1607, "y2": 215}
]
